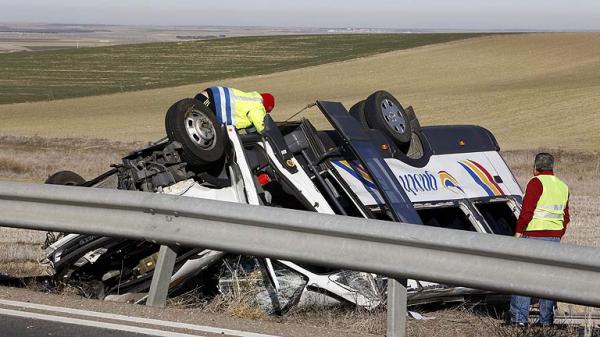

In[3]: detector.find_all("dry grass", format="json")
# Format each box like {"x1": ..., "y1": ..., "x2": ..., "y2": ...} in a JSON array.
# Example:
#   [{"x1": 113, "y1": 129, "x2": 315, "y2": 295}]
[
  {"x1": 0, "y1": 136, "x2": 141, "y2": 277},
  {"x1": 168, "y1": 286, "x2": 577, "y2": 336},
  {"x1": 412, "y1": 310, "x2": 578, "y2": 337},
  {"x1": 284, "y1": 303, "x2": 386, "y2": 335},
  {"x1": 0, "y1": 262, "x2": 46, "y2": 277},
  {"x1": 503, "y1": 149, "x2": 600, "y2": 248},
  {"x1": 0, "y1": 227, "x2": 45, "y2": 244},
  {"x1": 0, "y1": 228, "x2": 47, "y2": 277},
  {"x1": 0, "y1": 135, "x2": 140, "y2": 183},
  {"x1": 486, "y1": 322, "x2": 580, "y2": 337},
  {"x1": 0, "y1": 157, "x2": 28, "y2": 174},
  {"x1": 502, "y1": 149, "x2": 600, "y2": 198},
  {"x1": 0, "y1": 33, "x2": 599, "y2": 151},
  {"x1": 283, "y1": 304, "x2": 582, "y2": 337},
  {"x1": 562, "y1": 195, "x2": 600, "y2": 248},
  {"x1": 206, "y1": 294, "x2": 267, "y2": 320},
  {"x1": 167, "y1": 275, "x2": 267, "y2": 320}
]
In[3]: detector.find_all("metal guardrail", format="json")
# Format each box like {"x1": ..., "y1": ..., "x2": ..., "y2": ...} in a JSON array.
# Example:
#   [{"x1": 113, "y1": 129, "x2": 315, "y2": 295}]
[
  {"x1": 1, "y1": 181, "x2": 599, "y2": 305},
  {"x1": 0, "y1": 181, "x2": 599, "y2": 336}
]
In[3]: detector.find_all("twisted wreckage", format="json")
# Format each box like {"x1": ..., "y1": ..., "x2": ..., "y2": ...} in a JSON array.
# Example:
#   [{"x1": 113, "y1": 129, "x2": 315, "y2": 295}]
[{"x1": 43, "y1": 91, "x2": 522, "y2": 312}]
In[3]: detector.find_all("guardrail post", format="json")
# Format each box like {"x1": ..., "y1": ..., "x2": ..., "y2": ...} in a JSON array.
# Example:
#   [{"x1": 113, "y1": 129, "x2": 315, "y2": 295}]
[
  {"x1": 387, "y1": 278, "x2": 407, "y2": 337},
  {"x1": 584, "y1": 320, "x2": 593, "y2": 337},
  {"x1": 146, "y1": 245, "x2": 177, "y2": 307}
]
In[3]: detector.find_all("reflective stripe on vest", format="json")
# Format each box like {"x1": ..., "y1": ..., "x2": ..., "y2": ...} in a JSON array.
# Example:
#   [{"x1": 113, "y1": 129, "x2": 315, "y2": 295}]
[
  {"x1": 525, "y1": 175, "x2": 569, "y2": 232},
  {"x1": 208, "y1": 87, "x2": 263, "y2": 129},
  {"x1": 209, "y1": 87, "x2": 236, "y2": 126}
]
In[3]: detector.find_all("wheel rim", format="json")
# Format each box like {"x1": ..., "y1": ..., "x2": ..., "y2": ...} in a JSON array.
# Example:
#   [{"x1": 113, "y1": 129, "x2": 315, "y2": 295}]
[
  {"x1": 184, "y1": 108, "x2": 216, "y2": 150},
  {"x1": 380, "y1": 99, "x2": 406, "y2": 134}
]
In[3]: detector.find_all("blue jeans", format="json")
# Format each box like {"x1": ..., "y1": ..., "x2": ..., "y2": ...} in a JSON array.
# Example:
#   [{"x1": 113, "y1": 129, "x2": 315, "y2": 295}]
[{"x1": 510, "y1": 236, "x2": 561, "y2": 325}]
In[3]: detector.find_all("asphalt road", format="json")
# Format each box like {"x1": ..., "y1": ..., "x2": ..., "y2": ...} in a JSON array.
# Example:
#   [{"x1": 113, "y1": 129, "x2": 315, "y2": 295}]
[
  {"x1": 0, "y1": 298, "x2": 276, "y2": 337},
  {"x1": 0, "y1": 286, "x2": 377, "y2": 337},
  {"x1": 2, "y1": 315, "x2": 147, "y2": 337}
]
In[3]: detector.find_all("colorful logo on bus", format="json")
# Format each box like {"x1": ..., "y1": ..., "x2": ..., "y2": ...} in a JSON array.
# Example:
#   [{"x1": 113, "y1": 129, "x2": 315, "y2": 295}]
[
  {"x1": 397, "y1": 171, "x2": 438, "y2": 196},
  {"x1": 458, "y1": 160, "x2": 504, "y2": 196},
  {"x1": 438, "y1": 171, "x2": 464, "y2": 194},
  {"x1": 332, "y1": 160, "x2": 377, "y2": 189}
]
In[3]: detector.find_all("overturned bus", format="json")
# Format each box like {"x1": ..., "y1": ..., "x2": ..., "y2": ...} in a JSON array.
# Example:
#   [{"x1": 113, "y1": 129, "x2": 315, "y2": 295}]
[{"x1": 43, "y1": 90, "x2": 522, "y2": 312}]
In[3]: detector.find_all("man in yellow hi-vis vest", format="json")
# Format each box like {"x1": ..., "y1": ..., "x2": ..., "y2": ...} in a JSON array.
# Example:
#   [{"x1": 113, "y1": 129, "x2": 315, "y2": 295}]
[
  {"x1": 510, "y1": 153, "x2": 570, "y2": 327},
  {"x1": 195, "y1": 87, "x2": 275, "y2": 133}
]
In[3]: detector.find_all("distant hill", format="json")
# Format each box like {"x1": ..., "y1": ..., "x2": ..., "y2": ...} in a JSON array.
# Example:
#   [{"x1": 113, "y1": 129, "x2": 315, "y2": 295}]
[{"x1": 0, "y1": 33, "x2": 598, "y2": 151}]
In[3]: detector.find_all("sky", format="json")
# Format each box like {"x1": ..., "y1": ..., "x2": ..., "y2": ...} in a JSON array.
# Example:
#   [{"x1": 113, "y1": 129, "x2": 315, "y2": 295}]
[{"x1": 1, "y1": 0, "x2": 599, "y2": 31}]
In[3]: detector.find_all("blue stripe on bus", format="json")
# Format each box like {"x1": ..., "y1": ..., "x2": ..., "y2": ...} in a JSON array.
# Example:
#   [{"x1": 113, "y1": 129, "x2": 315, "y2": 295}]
[
  {"x1": 458, "y1": 162, "x2": 495, "y2": 196},
  {"x1": 332, "y1": 160, "x2": 378, "y2": 190}
]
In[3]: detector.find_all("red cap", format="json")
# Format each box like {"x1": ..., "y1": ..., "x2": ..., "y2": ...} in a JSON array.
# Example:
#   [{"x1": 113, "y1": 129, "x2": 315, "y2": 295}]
[{"x1": 260, "y1": 93, "x2": 275, "y2": 113}]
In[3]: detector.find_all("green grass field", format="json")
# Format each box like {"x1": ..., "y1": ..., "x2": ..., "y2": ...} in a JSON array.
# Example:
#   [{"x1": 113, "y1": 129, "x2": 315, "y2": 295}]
[{"x1": 0, "y1": 33, "x2": 486, "y2": 104}]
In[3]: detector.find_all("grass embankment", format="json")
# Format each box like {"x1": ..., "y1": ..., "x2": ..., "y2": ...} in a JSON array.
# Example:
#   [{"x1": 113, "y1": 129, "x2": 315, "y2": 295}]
[{"x1": 0, "y1": 33, "x2": 485, "y2": 104}]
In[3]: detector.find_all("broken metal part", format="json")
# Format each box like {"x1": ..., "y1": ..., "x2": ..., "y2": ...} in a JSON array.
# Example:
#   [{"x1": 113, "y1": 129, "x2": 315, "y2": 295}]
[
  {"x1": 117, "y1": 141, "x2": 194, "y2": 192},
  {"x1": 73, "y1": 248, "x2": 108, "y2": 267},
  {"x1": 101, "y1": 270, "x2": 121, "y2": 282},
  {"x1": 137, "y1": 253, "x2": 159, "y2": 275}
]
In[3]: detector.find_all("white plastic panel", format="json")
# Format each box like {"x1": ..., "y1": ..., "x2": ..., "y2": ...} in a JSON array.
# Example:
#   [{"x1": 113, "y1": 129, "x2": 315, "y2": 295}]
[{"x1": 333, "y1": 151, "x2": 524, "y2": 205}]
